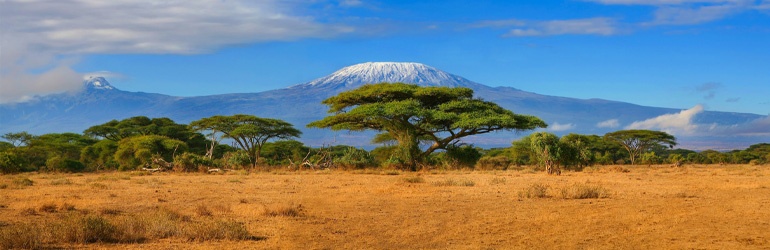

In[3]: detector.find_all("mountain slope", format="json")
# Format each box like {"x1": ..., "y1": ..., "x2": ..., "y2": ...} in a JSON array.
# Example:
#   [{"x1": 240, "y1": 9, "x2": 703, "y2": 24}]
[{"x1": 0, "y1": 63, "x2": 764, "y2": 149}]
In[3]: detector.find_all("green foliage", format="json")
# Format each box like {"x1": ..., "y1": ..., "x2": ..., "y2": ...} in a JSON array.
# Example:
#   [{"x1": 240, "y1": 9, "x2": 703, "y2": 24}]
[
  {"x1": 85, "y1": 117, "x2": 208, "y2": 155},
  {"x1": 308, "y1": 82, "x2": 546, "y2": 170},
  {"x1": 336, "y1": 147, "x2": 375, "y2": 169},
  {"x1": 530, "y1": 132, "x2": 561, "y2": 174},
  {"x1": 190, "y1": 115, "x2": 301, "y2": 168},
  {"x1": 221, "y1": 150, "x2": 251, "y2": 169},
  {"x1": 115, "y1": 135, "x2": 187, "y2": 169},
  {"x1": 510, "y1": 135, "x2": 537, "y2": 166},
  {"x1": 476, "y1": 155, "x2": 513, "y2": 170},
  {"x1": 0, "y1": 151, "x2": 25, "y2": 174},
  {"x1": 80, "y1": 140, "x2": 119, "y2": 171},
  {"x1": 173, "y1": 152, "x2": 213, "y2": 172},
  {"x1": 46, "y1": 155, "x2": 86, "y2": 173},
  {"x1": 443, "y1": 144, "x2": 482, "y2": 169},
  {"x1": 1, "y1": 131, "x2": 34, "y2": 147},
  {"x1": 604, "y1": 130, "x2": 677, "y2": 165},
  {"x1": 260, "y1": 140, "x2": 309, "y2": 166}
]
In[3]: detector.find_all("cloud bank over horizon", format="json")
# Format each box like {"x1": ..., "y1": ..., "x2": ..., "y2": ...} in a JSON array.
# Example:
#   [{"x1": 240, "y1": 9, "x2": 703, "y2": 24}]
[{"x1": 0, "y1": 0, "x2": 353, "y2": 103}]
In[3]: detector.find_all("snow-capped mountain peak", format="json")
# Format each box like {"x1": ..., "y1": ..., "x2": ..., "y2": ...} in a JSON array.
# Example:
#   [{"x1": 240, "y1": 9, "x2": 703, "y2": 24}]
[
  {"x1": 83, "y1": 76, "x2": 116, "y2": 91},
  {"x1": 290, "y1": 62, "x2": 485, "y2": 90}
]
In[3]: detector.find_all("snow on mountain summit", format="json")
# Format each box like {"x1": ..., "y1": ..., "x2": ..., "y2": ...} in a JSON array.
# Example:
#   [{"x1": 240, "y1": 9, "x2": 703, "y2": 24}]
[
  {"x1": 291, "y1": 62, "x2": 486, "y2": 91},
  {"x1": 83, "y1": 76, "x2": 116, "y2": 91}
]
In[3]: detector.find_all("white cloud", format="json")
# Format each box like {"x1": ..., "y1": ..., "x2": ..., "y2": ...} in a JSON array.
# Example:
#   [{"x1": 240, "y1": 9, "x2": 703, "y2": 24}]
[
  {"x1": 0, "y1": 0, "x2": 353, "y2": 103},
  {"x1": 648, "y1": 2, "x2": 751, "y2": 25},
  {"x1": 597, "y1": 119, "x2": 621, "y2": 128},
  {"x1": 340, "y1": 0, "x2": 364, "y2": 7},
  {"x1": 549, "y1": 122, "x2": 576, "y2": 132},
  {"x1": 587, "y1": 0, "x2": 760, "y2": 25},
  {"x1": 626, "y1": 105, "x2": 704, "y2": 135},
  {"x1": 504, "y1": 18, "x2": 619, "y2": 37},
  {"x1": 586, "y1": 0, "x2": 742, "y2": 5},
  {"x1": 718, "y1": 115, "x2": 770, "y2": 136}
]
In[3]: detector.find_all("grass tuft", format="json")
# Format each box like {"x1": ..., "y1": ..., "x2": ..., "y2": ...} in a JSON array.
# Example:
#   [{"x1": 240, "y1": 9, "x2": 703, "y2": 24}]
[
  {"x1": 0, "y1": 223, "x2": 42, "y2": 250},
  {"x1": 560, "y1": 182, "x2": 609, "y2": 199},
  {"x1": 518, "y1": 183, "x2": 549, "y2": 198},
  {"x1": 13, "y1": 177, "x2": 34, "y2": 187},
  {"x1": 432, "y1": 178, "x2": 475, "y2": 187},
  {"x1": 402, "y1": 176, "x2": 425, "y2": 183},
  {"x1": 39, "y1": 203, "x2": 58, "y2": 213},
  {"x1": 263, "y1": 204, "x2": 304, "y2": 217}
]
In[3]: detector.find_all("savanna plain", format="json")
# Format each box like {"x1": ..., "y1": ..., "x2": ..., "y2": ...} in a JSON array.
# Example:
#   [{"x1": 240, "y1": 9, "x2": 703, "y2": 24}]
[{"x1": 1, "y1": 165, "x2": 769, "y2": 249}]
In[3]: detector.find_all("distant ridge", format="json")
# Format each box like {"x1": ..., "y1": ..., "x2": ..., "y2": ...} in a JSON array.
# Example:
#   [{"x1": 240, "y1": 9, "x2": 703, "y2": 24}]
[{"x1": 0, "y1": 62, "x2": 765, "y2": 150}]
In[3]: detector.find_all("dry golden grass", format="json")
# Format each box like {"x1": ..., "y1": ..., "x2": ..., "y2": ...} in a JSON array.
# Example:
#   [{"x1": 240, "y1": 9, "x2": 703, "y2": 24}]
[{"x1": 0, "y1": 164, "x2": 769, "y2": 249}]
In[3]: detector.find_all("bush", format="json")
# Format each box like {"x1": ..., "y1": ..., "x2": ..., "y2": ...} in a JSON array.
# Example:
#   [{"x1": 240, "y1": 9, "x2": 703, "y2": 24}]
[
  {"x1": 444, "y1": 144, "x2": 482, "y2": 169},
  {"x1": 560, "y1": 183, "x2": 609, "y2": 199},
  {"x1": 13, "y1": 177, "x2": 34, "y2": 187},
  {"x1": 432, "y1": 178, "x2": 475, "y2": 187},
  {"x1": 0, "y1": 223, "x2": 42, "y2": 250},
  {"x1": 183, "y1": 220, "x2": 251, "y2": 242},
  {"x1": 402, "y1": 176, "x2": 425, "y2": 183},
  {"x1": 46, "y1": 156, "x2": 86, "y2": 173},
  {"x1": 173, "y1": 152, "x2": 213, "y2": 172},
  {"x1": 476, "y1": 155, "x2": 512, "y2": 170},
  {"x1": 263, "y1": 204, "x2": 304, "y2": 217},
  {"x1": 222, "y1": 151, "x2": 251, "y2": 169},
  {"x1": 518, "y1": 183, "x2": 549, "y2": 198},
  {"x1": 0, "y1": 152, "x2": 24, "y2": 174},
  {"x1": 336, "y1": 147, "x2": 375, "y2": 169},
  {"x1": 56, "y1": 214, "x2": 117, "y2": 243}
]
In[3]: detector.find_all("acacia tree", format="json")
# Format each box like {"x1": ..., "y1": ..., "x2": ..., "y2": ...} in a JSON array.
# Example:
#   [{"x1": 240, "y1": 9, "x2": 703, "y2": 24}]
[
  {"x1": 530, "y1": 132, "x2": 562, "y2": 175},
  {"x1": 308, "y1": 82, "x2": 547, "y2": 170},
  {"x1": 189, "y1": 115, "x2": 301, "y2": 168},
  {"x1": 604, "y1": 129, "x2": 677, "y2": 165}
]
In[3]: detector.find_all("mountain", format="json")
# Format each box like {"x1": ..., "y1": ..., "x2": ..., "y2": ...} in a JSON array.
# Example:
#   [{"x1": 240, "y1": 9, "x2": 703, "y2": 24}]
[{"x1": 0, "y1": 62, "x2": 766, "y2": 149}]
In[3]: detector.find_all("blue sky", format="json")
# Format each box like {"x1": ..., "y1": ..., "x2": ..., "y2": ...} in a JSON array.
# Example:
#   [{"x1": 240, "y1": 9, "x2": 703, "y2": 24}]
[{"x1": 1, "y1": 0, "x2": 769, "y2": 115}]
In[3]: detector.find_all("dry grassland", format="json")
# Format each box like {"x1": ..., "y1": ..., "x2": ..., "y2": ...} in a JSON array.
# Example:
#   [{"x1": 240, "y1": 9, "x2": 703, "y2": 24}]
[{"x1": 1, "y1": 165, "x2": 769, "y2": 249}]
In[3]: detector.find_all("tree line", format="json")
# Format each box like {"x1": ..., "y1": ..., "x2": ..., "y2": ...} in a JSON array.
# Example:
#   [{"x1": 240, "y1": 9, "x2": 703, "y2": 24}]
[{"x1": 1, "y1": 83, "x2": 768, "y2": 174}]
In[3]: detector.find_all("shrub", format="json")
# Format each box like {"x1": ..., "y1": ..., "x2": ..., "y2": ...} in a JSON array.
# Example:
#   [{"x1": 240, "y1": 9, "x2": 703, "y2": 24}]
[
  {"x1": 56, "y1": 214, "x2": 117, "y2": 243},
  {"x1": 476, "y1": 155, "x2": 512, "y2": 170},
  {"x1": 263, "y1": 204, "x2": 304, "y2": 217},
  {"x1": 183, "y1": 220, "x2": 251, "y2": 242},
  {"x1": 560, "y1": 183, "x2": 609, "y2": 199},
  {"x1": 336, "y1": 147, "x2": 375, "y2": 169},
  {"x1": 489, "y1": 177, "x2": 507, "y2": 185},
  {"x1": 39, "y1": 203, "x2": 58, "y2": 213},
  {"x1": 13, "y1": 177, "x2": 34, "y2": 187},
  {"x1": 0, "y1": 223, "x2": 42, "y2": 250},
  {"x1": 402, "y1": 176, "x2": 425, "y2": 183},
  {"x1": 195, "y1": 205, "x2": 213, "y2": 217},
  {"x1": 174, "y1": 152, "x2": 213, "y2": 172},
  {"x1": 518, "y1": 183, "x2": 549, "y2": 198},
  {"x1": 0, "y1": 152, "x2": 24, "y2": 174},
  {"x1": 432, "y1": 178, "x2": 475, "y2": 187},
  {"x1": 47, "y1": 156, "x2": 86, "y2": 173},
  {"x1": 50, "y1": 178, "x2": 73, "y2": 185}
]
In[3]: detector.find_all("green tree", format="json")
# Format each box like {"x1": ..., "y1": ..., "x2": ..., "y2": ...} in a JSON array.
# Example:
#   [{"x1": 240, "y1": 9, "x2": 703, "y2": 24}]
[
  {"x1": 80, "y1": 140, "x2": 119, "y2": 171},
  {"x1": 559, "y1": 133, "x2": 595, "y2": 170},
  {"x1": 0, "y1": 151, "x2": 25, "y2": 174},
  {"x1": 85, "y1": 117, "x2": 208, "y2": 154},
  {"x1": 530, "y1": 132, "x2": 562, "y2": 175},
  {"x1": 307, "y1": 83, "x2": 546, "y2": 170},
  {"x1": 1, "y1": 132, "x2": 35, "y2": 147},
  {"x1": 114, "y1": 135, "x2": 187, "y2": 169},
  {"x1": 261, "y1": 140, "x2": 310, "y2": 166},
  {"x1": 189, "y1": 115, "x2": 301, "y2": 168},
  {"x1": 510, "y1": 135, "x2": 536, "y2": 166},
  {"x1": 604, "y1": 130, "x2": 677, "y2": 165}
]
